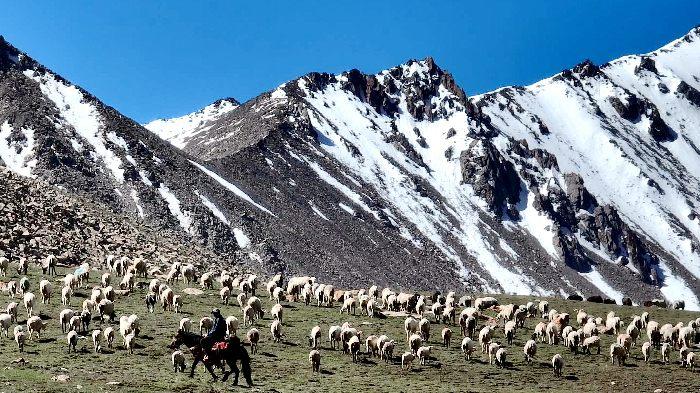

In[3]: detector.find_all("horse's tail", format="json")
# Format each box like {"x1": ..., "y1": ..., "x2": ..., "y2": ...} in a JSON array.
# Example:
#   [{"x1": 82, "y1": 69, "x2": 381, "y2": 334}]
[{"x1": 241, "y1": 347, "x2": 253, "y2": 386}]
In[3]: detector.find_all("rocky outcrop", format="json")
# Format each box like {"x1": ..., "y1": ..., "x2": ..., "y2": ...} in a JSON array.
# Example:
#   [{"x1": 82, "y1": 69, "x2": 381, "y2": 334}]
[{"x1": 677, "y1": 81, "x2": 700, "y2": 107}]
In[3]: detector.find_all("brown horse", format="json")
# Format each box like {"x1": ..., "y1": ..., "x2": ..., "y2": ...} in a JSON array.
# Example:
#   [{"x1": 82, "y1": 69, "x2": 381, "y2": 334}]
[{"x1": 169, "y1": 329, "x2": 253, "y2": 386}]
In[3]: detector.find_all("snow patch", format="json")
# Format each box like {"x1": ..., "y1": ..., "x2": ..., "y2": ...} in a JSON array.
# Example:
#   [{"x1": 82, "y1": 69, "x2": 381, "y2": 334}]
[
  {"x1": 0, "y1": 121, "x2": 37, "y2": 177},
  {"x1": 157, "y1": 184, "x2": 195, "y2": 235}
]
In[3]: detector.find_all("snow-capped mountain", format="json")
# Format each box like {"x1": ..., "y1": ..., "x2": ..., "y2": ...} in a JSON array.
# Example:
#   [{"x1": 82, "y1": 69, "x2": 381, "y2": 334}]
[
  {"x1": 2, "y1": 28, "x2": 700, "y2": 309},
  {"x1": 144, "y1": 28, "x2": 700, "y2": 309}
]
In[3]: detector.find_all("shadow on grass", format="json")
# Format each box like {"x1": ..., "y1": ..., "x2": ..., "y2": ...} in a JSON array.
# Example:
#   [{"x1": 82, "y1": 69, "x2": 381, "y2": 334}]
[
  {"x1": 565, "y1": 375, "x2": 579, "y2": 381},
  {"x1": 39, "y1": 338, "x2": 56, "y2": 343},
  {"x1": 320, "y1": 369, "x2": 334, "y2": 375},
  {"x1": 260, "y1": 352, "x2": 277, "y2": 358},
  {"x1": 282, "y1": 341, "x2": 298, "y2": 347}
]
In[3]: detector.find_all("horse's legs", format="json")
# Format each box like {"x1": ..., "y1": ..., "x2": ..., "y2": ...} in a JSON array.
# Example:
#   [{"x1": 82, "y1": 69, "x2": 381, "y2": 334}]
[
  {"x1": 204, "y1": 362, "x2": 218, "y2": 381},
  {"x1": 189, "y1": 357, "x2": 200, "y2": 378}
]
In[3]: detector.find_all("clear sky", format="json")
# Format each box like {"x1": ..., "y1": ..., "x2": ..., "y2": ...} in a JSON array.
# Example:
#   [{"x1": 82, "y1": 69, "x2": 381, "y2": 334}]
[{"x1": 1, "y1": 1, "x2": 698, "y2": 123}]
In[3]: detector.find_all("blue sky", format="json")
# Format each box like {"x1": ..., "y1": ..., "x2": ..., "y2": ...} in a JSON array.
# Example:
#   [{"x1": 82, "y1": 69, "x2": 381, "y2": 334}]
[{"x1": 1, "y1": 1, "x2": 698, "y2": 122}]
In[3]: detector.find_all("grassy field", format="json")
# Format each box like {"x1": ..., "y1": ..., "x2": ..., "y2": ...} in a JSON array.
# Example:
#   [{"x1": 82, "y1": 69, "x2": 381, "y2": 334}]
[{"x1": 1, "y1": 265, "x2": 698, "y2": 393}]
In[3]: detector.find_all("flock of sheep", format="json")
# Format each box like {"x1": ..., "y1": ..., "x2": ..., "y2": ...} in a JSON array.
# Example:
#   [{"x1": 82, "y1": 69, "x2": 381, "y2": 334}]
[{"x1": 1, "y1": 254, "x2": 699, "y2": 386}]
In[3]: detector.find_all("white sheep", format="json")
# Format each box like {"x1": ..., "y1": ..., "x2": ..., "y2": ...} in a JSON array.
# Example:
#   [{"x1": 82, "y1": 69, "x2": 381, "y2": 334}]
[
  {"x1": 247, "y1": 328, "x2": 260, "y2": 354},
  {"x1": 172, "y1": 350, "x2": 186, "y2": 372},
  {"x1": 641, "y1": 341, "x2": 652, "y2": 363},
  {"x1": 309, "y1": 325, "x2": 321, "y2": 349},
  {"x1": 247, "y1": 297, "x2": 264, "y2": 319},
  {"x1": 271, "y1": 303, "x2": 283, "y2": 322},
  {"x1": 61, "y1": 286, "x2": 72, "y2": 306},
  {"x1": 523, "y1": 339, "x2": 537, "y2": 363},
  {"x1": 101, "y1": 272, "x2": 111, "y2": 288},
  {"x1": 179, "y1": 317, "x2": 192, "y2": 333},
  {"x1": 124, "y1": 331, "x2": 136, "y2": 354},
  {"x1": 200, "y1": 317, "x2": 214, "y2": 335},
  {"x1": 92, "y1": 329, "x2": 102, "y2": 353},
  {"x1": 661, "y1": 342, "x2": 671, "y2": 364},
  {"x1": 309, "y1": 349, "x2": 321, "y2": 372},
  {"x1": 381, "y1": 340, "x2": 395, "y2": 362},
  {"x1": 348, "y1": 335, "x2": 361, "y2": 362},
  {"x1": 488, "y1": 342, "x2": 501, "y2": 365},
  {"x1": 226, "y1": 316, "x2": 239, "y2": 336},
  {"x1": 237, "y1": 292, "x2": 248, "y2": 309},
  {"x1": 534, "y1": 322, "x2": 547, "y2": 343},
  {"x1": 504, "y1": 320, "x2": 516, "y2": 345},
  {"x1": 417, "y1": 345, "x2": 433, "y2": 365},
  {"x1": 328, "y1": 325, "x2": 342, "y2": 350},
  {"x1": 26, "y1": 315, "x2": 47, "y2": 340},
  {"x1": 495, "y1": 348, "x2": 507, "y2": 368},
  {"x1": 242, "y1": 306, "x2": 255, "y2": 326},
  {"x1": 0, "y1": 256, "x2": 8, "y2": 276},
  {"x1": 271, "y1": 319, "x2": 282, "y2": 343},
  {"x1": 461, "y1": 337, "x2": 477, "y2": 360},
  {"x1": 687, "y1": 352, "x2": 696, "y2": 371},
  {"x1": 442, "y1": 327, "x2": 452, "y2": 348},
  {"x1": 539, "y1": 301, "x2": 549, "y2": 318},
  {"x1": 478, "y1": 326, "x2": 493, "y2": 353},
  {"x1": 160, "y1": 288, "x2": 174, "y2": 312},
  {"x1": 419, "y1": 318, "x2": 430, "y2": 341},
  {"x1": 552, "y1": 354, "x2": 564, "y2": 377},
  {"x1": 23, "y1": 292, "x2": 35, "y2": 317},
  {"x1": 6, "y1": 280, "x2": 17, "y2": 298},
  {"x1": 546, "y1": 322, "x2": 559, "y2": 345},
  {"x1": 272, "y1": 287, "x2": 285, "y2": 304},
  {"x1": 104, "y1": 326, "x2": 115, "y2": 348},
  {"x1": 367, "y1": 299, "x2": 376, "y2": 318},
  {"x1": 6, "y1": 302, "x2": 18, "y2": 323},
  {"x1": 200, "y1": 273, "x2": 214, "y2": 290},
  {"x1": 14, "y1": 329, "x2": 25, "y2": 352},
  {"x1": 172, "y1": 295, "x2": 182, "y2": 313},
  {"x1": 67, "y1": 330, "x2": 78, "y2": 353},
  {"x1": 582, "y1": 336, "x2": 601, "y2": 355},
  {"x1": 59, "y1": 309, "x2": 75, "y2": 333},
  {"x1": 610, "y1": 343, "x2": 627, "y2": 366},
  {"x1": 404, "y1": 317, "x2": 419, "y2": 342},
  {"x1": 409, "y1": 333, "x2": 423, "y2": 355},
  {"x1": 0, "y1": 313, "x2": 11, "y2": 338},
  {"x1": 39, "y1": 280, "x2": 52, "y2": 304},
  {"x1": 220, "y1": 287, "x2": 231, "y2": 305},
  {"x1": 401, "y1": 351, "x2": 415, "y2": 370},
  {"x1": 475, "y1": 296, "x2": 498, "y2": 310},
  {"x1": 340, "y1": 297, "x2": 356, "y2": 315}
]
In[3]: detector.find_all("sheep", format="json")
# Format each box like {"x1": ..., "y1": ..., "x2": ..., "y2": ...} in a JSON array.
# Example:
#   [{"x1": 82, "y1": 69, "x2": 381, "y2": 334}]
[
  {"x1": 61, "y1": 286, "x2": 72, "y2": 306},
  {"x1": 149, "y1": 279, "x2": 161, "y2": 296},
  {"x1": 478, "y1": 326, "x2": 493, "y2": 353},
  {"x1": 640, "y1": 312, "x2": 649, "y2": 328},
  {"x1": 380, "y1": 288, "x2": 395, "y2": 308},
  {"x1": 145, "y1": 294, "x2": 156, "y2": 313},
  {"x1": 19, "y1": 276, "x2": 31, "y2": 293},
  {"x1": 308, "y1": 349, "x2": 321, "y2": 372},
  {"x1": 475, "y1": 296, "x2": 498, "y2": 310},
  {"x1": 488, "y1": 342, "x2": 501, "y2": 365},
  {"x1": 647, "y1": 321, "x2": 661, "y2": 348},
  {"x1": 220, "y1": 287, "x2": 231, "y2": 305},
  {"x1": 104, "y1": 327, "x2": 115, "y2": 348},
  {"x1": 242, "y1": 306, "x2": 255, "y2": 326},
  {"x1": 687, "y1": 352, "x2": 696, "y2": 371},
  {"x1": 523, "y1": 339, "x2": 537, "y2": 362},
  {"x1": 42, "y1": 255, "x2": 57, "y2": 276},
  {"x1": 365, "y1": 334, "x2": 381, "y2": 357},
  {"x1": 26, "y1": 315, "x2": 47, "y2": 340},
  {"x1": 552, "y1": 354, "x2": 564, "y2": 377},
  {"x1": 497, "y1": 304, "x2": 516, "y2": 325},
  {"x1": 401, "y1": 351, "x2": 415, "y2": 370},
  {"x1": 101, "y1": 272, "x2": 111, "y2": 288},
  {"x1": 610, "y1": 343, "x2": 627, "y2": 366},
  {"x1": 0, "y1": 314, "x2": 11, "y2": 338},
  {"x1": 431, "y1": 302, "x2": 444, "y2": 323},
  {"x1": 286, "y1": 276, "x2": 314, "y2": 301},
  {"x1": 641, "y1": 341, "x2": 652, "y2": 363},
  {"x1": 419, "y1": 318, "x2": 430, "y2": 341},
  {"x1": 172, "y1": 295, "x2": 182, "y2": 313},
  {"x1": 160, "y1": 288, "x2": 174, "y2": 312},
  {"x1": 81, "y1": 309, "x2": 92, "y2": 332},
  {"x1": 39, "y1": 280, "x2": 52, "y2": 304},
  {"x1": 539, "y1": 301, "x2": 549, "y2": 318},
  {"x1": 237, "y1": 292, "x2": 248, "y2": 309},
  {"x1": 514, "y1": 307, "x2": 527, "y2": 328},
  {"x1": 566, "y1": 331, "x2": 581, "y2": 354},
  {"x1": 119, "y1": 273, "x2": 135, "y2": 291},
  {"x1": 504, "y1": 320, "x2": 516, "y2": 345},
  {"x1": 98, "y1": 299, "x2": 115, "y2": 322},
  {"x1": 546, "y1": 322, "x2": 560, "y2": 345},
  {"x1": 348, "y1": 335, "x2": 361, "y2": 362},
  {"x1": 678, "y1": 326, "x2": 695, "y2": 348},
  {"x1": 616, "y1": 333, "x2": 632, "y2": 353},
  {"x1": 381, "y1": 340, "x2": 396, "y2": 362},
  {"x1": 461, "y1": 337, "x2": 477, "y2": 360},
  {"x1": 582, "y1": 336, "x2": 601, "y2": 355},
  {"x1": 405, "y1": 317, "x2": 419, "y2": 342},
  {"x1": 200, "y1": 272, "x2": 214, "y2": 290},
  {"x1": 409, "y1": 333, "x2": 423, "y2": 355},
  {"x1": 7, "y1": 280, "x2": 18, "y2": 298},
  {"x1": 172, "y1": 350, "x2": 186, "y2": 372},
  {"x1": 442, "y1": 305, "x2": 456, "y2": 325},
  {"x1": 1, "y1": 300, "x2": 17, "y2": 323},
  {"x1": 199, "y1": 317, "x2": 214, "y2": 335},
  {"x1": 415, "y1": 296, "x2": 426, "y2": 316},
  {"x1": 417, "y1": 345, "x2": 433, "y2": 365},
  {"x1": 59, "y1": 309, "x2": 75, "y2": 333},
  {"x1": 124, "y1": 331, "x2": 136, "y2": 354},
  {"x1": 103, "y1": 286, "x2": 115, "y2": 302},
  {"x1": 272, "y1": 287, "x2": 285, "y2": 304},
  {"x1": 271, "y1": 303, "x2": 283, "y2": 323},
  {"x1": 442, "y1": 327, "x2": 452, "y2": 348},
  {"x1": 575, "y1": 309, "x2": 588, "y2": 326},
  {"x1": 660, "y1": 323, "x2": 678, "y2": 348},
  {"x1": 65, "y1": 330, "x2": 78, "y2": 353},
  {"x1": 386, "y1": 294, "x2": 399, "y2": 311},
  {"x1": 495, "y1": 348, "x2": 507, "y2": 368},
  {"x1": 314, "y1": 284, "x2": 326, "y2": 307},
  {"x1": 22, "y1": 291, "x2": 36, "y2": 318},
  {"x1": 0, "y1": 256, "x2": 8, "y2": 276},
  {"x1": 225, "y1": 316, "x2": 239, "y2": 337},
  {"x1": 17, "y1": 258, "x2": 28, "y2": 275},
  {"x1": 583, "y1": 321, "x2": 598, "y2": 338},
  {"x1": 271, "y1": 320, "x2": 282, "y2": 343},
  {"x1": 182, "y1": 264, "x2": 196, "y2": 285},
  {"x1": 247, "y1": 328, "x2": 260, "y2": 354},
  {"x1": 661, "y1": 342, "x2": 671, "y2": 364},
  {"x1": 340, "y1": 297, "x2": 356, "y2": 315},
  {"x1": 328, "y1": 325, "x2": 342, "y2": 350},
  {"x1": 15, "y1": 329, "x2": 25, "y2": 352},
  {"x1": 177, "y1": 317, "x2": 192, "y2": 333}
]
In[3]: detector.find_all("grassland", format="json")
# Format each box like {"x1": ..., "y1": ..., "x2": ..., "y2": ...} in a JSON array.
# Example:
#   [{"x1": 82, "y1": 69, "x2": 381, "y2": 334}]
[{"x1": 1, "y1": 265, "x2": 698, "y2": 393}]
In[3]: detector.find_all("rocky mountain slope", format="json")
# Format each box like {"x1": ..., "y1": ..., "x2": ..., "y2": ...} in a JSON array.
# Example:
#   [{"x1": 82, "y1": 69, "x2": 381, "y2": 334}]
[
  {"x1": 146, "y1": 28, "x2": 700, "y2": 309},
  {"x1": 1, "y1": 28, "x2": 699, "y2": 308}
]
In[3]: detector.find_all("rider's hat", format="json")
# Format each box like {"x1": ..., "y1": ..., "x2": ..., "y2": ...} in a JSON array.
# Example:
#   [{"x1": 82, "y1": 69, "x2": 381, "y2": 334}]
[{"x1": 212, "y1": 308, "x2": 221, "y2": 316}]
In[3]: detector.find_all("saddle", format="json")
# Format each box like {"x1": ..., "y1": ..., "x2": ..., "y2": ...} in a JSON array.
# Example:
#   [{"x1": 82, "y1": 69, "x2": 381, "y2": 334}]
[{"x1": 212, "y1": 341, "x2": 228, "y2": 352}]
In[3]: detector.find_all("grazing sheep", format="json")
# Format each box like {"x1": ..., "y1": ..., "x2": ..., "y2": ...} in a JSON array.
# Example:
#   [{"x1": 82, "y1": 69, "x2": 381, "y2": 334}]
[
  {"x1": 271, "y1": 320, "x2": 282, "y2": 343},
  {"x1": 27, "y1": 316, "x2": 47, "y2": 340},
  {"x1": 91, "y1": 329, "x2": 102, "y2": 353},
  {"x1": 678, "y1": 326, "x2": 695, "y2": 348},
  {"x1": 23, "y1": 292, "x2": 35, "y2": 317},
  {"x1": 417, "y1": 345, "x2": 433, "y2": 365},
  {"x1": 679, "y1": 346, "x2": 690, "y2": 367},
  {"x1": 523, "y1": 339, "x2": 537, "y2": 362},
  {"x1": 98, "y1": 299, "x2": 115, "y2": 322},
  {"x1": 534, "y1": 322, "x2": 547, "y2": 343},
  {"x1": 401, "y1": 351, "x2": 415, "y2": 370},
  {"x1": 66, "y1": 330, "x2": 78, "y2": 352},
  {"x1": 488, "y1": 342, "x2": 501, "y2": 365},
  {"x1": 642, "y1": 341, "x2": 652, "y2": 363},
  {"x1": 220, "y1": 287, "x2": 231, "y2": 305},
  {"x1": 478, "y1": 326, "x2": 493, "y2": 353},
  {"x1": 59, "y1": 309, "x2": 75, "y2": 333},
  {"x1": 328, "y1": 325, "x2": 342, "y2": 350},
  {"x1": 242, "y1": 305, "x2": 255, "y2": 326},
  {"x1": 661, "y1": 342, "x2": 671, "y2": 364},
  {"x1": 309, "y1": 349, "x2": 321, "y2": 372},
  {"x1": 225, "y1": 316, "x2": 239, "y2": 337},
  {"x1": 610, "y1": 343, "x2": 627, "y2": 366},
  {"x1": 309, "y1": 325, "x2": 321, "y2": 349},
  {"x1": 365, "y1": 335, "x2": 381, "y2": 357},
  {"x1": 0, "y1": 257, "x2": 8, "y2": 277},
  {"x1": 539, "y1": 301, "x2": 549, "y2": 318},
  {"x1": 367, "y1": 299, "x2": 377, "y2": 318},
  {"x1": 237, "y1": 292, "x2": 248, "y2": 309},
  {"x1": 409, "y1": 333, "x2": 423, "y2": 355},
  {"x1": 200, "y1": 273, "x2": 214, "y2": 290},
  {"x1": 583, "y1": 321, "x2": 598, "y2": 338},
  {"x1": 348, "y1": 335, "x2": 361, "y2": 362},
  {"x1": 687, "y1": 352, "x2": 696, "y2": 370},
  {"x1": 475, "y1": 296, "x2": 498, "y2": 310},
  {"x1": 405, "y1": 317, "x2": 420, "y2": 342},
  {"x1": 617, "y1": 333, "x2": 632, "y2": 353},
  {"x1": 381, "y1": 340, "x2": 395, "y2": 362},
  {"x1": 497, "y1": 304, "x2": 516, "y2": 326},
  {"x1": 431, "y1": 302, "x2": 444, "y2": 323},
  {"x1": 461, "y1": 337, "x2": 477, "y2": 360},
  {"x1": 566, "y1": 331, "x2": 581, "y2": 354},
  {"x1": 103, "y1": 286, "x2": 115, "y2": 302},
  {"x1": 647, "y1": 321, "x2": 661, "y2": 348},
  {"x1": 626, "y1": 324, "x2": 640, "y2": 347},
  {"x1": 247, "y1": 297, "x2": 264, "y2": 319},
  {"x1": 149, "y1": 279, "x2": 161, "y2": 296},
  {"x1": 39, "y1": 280, "x2": 52, "y2": 304},
  {"x1": 104, "y1": 327, "x2": 115, "y2": 348},
  {"x1": 182, "y1": 264, "x2": 196, "y2": 285},
  {"x1": 552, "y1": 354, "x2": 564, "y2": 377},
  {"x1": 145, "y1": 294, "x2": 156, "y2": 313},
  {"x1": 172, "y1": 350, "x2": 186, "y2": 372},
  {"x1": 160, "y1": 288, "x2": 174, "y2": 312},
  {"x1": 546, "y1": 322, "x2": 560, "y2": 345},
  {"x1": 7, "y1": 280, "x2": 18, "y2": 298},
  {"x1": 101, "y1": 272, "x2": 111, "y2": 288},
  {"x1": 247, "y1": 328, "x2": 260, "y2": 354},
  {"x1": 415, "y1": 296, "x2": 426, "y2": 316},
  {"x1": 340, "y1": 297, "x2": 356, "y2": 315},
  {"x1": 195, "y1": 316, "x2": 214, "y2": 336},
  {"x1": 124, "y1": 331, "x2": 136, "y2": 354},
  {"x1": 15, "y1": 329, "x2": 25, "y2": 352},
  {"x1": 271, "y1": 303, "x2": 283, "y2": 323},
  {"x1": 61, "y1": 286, "x2": 72, "y2": 306},
  {"x1": 419, "y1": 318, "x2": 431, "y2": 341},
  {"x1": 179, "y1": 318, "x2": 192, "y2": 333},
  {"x1": 504, "y1": 321, "x2": 516, "y2": 345},
  {"x1": 0, "y1": 314, "x2": 11, "y2": 338},
  {"x1": 273, "y1": 287, "x2": 285, "y2": 304},
  {"x1": 442, "y1": 327, "x2": 452, "y2": 348},
  {"x1": 6, "y1": 302, "x2": 18, "y2": 323},
  {"x1": 495, "y1": 348, "x2": 507, "y2": 368},
  {"x1": 17, "y1": 258, "x2": 28, "y2": 275},
  {"x1": 582, "y1": 336, "x2": 601, "y2": 355}
]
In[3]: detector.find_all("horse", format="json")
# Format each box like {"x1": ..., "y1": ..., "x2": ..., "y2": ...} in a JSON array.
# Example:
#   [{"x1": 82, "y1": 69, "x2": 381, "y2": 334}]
[{"x1": 169, "y1": 329, "x2": 253, "y2": 386}]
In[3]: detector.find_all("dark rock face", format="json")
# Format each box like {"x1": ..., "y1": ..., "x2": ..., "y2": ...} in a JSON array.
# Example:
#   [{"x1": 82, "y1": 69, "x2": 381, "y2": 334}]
[
  {"x1": 587, "y1": 295, "x2": 604, "y2": 303},
  {"x1": 635, "y1": 57, "x2": 658, "y2": 74},
  {"x1": 573, "y1": 59, "x2": 601, "y2": 78},
  {"x1": 622, "y1": 297, "x2": 633, "y2": 306},
  {"x1": 460, "y1": 139, "x2": 521, "y2": 218},
  {"x1": 564, "y1": 174, "x2": 596, "y2": 211},
  {"x1": 553, "y1": 230, "x2": 591, "y2": 272},
  {"x1": 608, "y1": 94, "x2": 674, "y2": 141},
  {"x1": 677, "y1": 81, "x2": 700, "y2": 107}
]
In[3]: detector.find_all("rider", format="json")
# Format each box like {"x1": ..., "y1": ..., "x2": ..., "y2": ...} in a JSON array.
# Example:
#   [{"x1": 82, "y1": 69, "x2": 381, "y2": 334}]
[{"x1": 202, "y1": 308, "x2": 227, "y2": 364}]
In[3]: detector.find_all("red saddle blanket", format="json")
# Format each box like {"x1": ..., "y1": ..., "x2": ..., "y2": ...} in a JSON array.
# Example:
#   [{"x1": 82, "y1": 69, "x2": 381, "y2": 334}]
[{"x1": 212, "y1": 341, "x2": 228, "y2": 351}]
